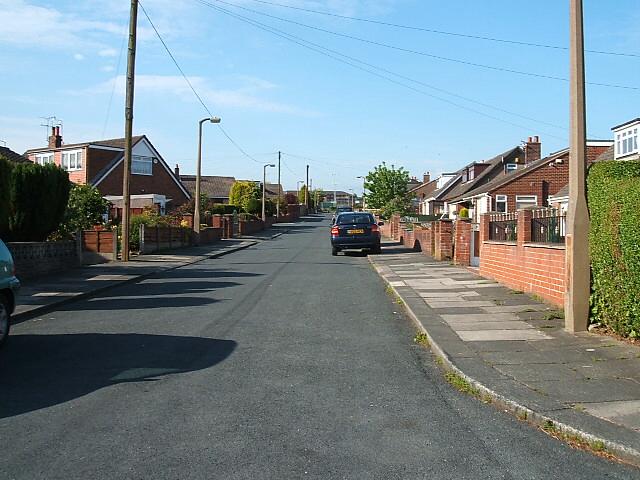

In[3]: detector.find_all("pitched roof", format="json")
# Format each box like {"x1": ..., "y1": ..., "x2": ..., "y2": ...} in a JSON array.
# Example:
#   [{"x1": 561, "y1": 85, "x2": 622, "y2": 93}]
[
  {"x1": 25, "y1": 135, "x2": 145, "y2": 153},
  {"x1": 460, "y1": 148, "x2": 569, "y2": 200},
  {"x1": 180, "y1": 175, "x2": 236, "y2": 199},
  {"x1": 0, "y1": 146, "x2": 28, "y2": 163},
  {"x1": 595, "y1": 145, "x2": 614, "y2": 162},
  {"x1": 445, "y1": 146, "x2": 523, "y2": 203},
  {"x1": 550, "y1": 184, "x2": 569, "y2": 200}
]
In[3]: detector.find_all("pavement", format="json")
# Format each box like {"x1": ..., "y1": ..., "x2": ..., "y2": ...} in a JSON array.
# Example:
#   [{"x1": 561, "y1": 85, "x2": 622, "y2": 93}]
[
  {"x1": 370, "y1": 240, "x2": 640, "y2": 466},
  {"x1": 2, "y1": 215, "x2": 638, "y2": 479}
]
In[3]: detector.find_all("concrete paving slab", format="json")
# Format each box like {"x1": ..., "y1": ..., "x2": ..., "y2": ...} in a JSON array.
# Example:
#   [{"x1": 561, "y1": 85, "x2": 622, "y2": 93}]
[
  {"x1": 441, "y1": 313, "x2": 519, "y2": 323},
  {"x1": 523, "y1": 378, "x2": 640, "y2": 403},
  {"x1": 481, "y1": 305, "x2": 549, "y2": 314},
  {"x1": 449, "y1": 321, "x2": 535, "y2": 331},
  {"x1": 582, "y1": 400, "x2": 640, "y2": 431},
  {"x1": 494, "y1": 363, "x2": 585, "y2": 382},
  {"x1": 458, "y1": 330, "x2": 551, "y2": 342},
  {"x1": 417, "y1": 291, "x2": 480, "y2": 298},
  {"x1": 426, "y1": 300, "x2": 496, "y2": 308}
]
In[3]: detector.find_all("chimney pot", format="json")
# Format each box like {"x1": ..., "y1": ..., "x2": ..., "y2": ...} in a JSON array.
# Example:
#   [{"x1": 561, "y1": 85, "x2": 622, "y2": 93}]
[{"x1": 174, "y1": 164, "x2": 180, "y2": 177}]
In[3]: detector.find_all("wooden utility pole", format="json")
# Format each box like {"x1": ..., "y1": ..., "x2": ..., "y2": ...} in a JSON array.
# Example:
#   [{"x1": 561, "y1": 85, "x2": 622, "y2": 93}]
[
  {"x1": 121, "y1": 0, "x2": 138, "y2": 262},
  {"x1": 305, "y1": 164, "x2": 309, "y2": 207},
  {"x1": 566, "y1": 0, "x2": 589, "y2": 332},
  {"x1": 277, "y1": 151, "x2": 281, "y2": 218}
]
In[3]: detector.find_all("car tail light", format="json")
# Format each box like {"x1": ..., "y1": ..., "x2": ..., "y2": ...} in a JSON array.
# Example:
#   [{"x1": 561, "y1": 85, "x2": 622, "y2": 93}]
[
  {"x1": 371, "y1": 223, "x2": 379, "y2": 233},
  {"x1": 331, "y1": 226, "x2": 339, "y2": 235}
]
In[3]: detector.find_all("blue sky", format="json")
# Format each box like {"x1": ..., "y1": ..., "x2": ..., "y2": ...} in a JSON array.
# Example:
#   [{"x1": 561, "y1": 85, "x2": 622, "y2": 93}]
[{"x1": 0, "y1": 0, "x2": 638, "y2": 193}]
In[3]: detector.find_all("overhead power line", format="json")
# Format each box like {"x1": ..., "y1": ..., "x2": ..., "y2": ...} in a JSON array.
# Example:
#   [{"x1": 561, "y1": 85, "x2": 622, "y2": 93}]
[
  {"x1": 139, "y1": 0, "x2": 263, "y2": 164},
  {"x1": 209, "y1": 0, "x2": 638, "y2": 91},
  {"x1": 244, "y1": 0, "x2": 640, "y2": 59},
  {"x1": 195, "y1": 0, "x2": 572, "y2": 140}
]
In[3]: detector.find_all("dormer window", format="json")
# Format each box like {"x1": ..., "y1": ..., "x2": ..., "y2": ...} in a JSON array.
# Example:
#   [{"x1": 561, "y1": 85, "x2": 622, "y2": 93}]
[
  {"x1": 36, "y1": 153, "x2": 54, "y2": 165},
  {"x1": 505, "y1": 163, "x2": 517, "y2": 173},
  {"x1": 613, "y1": 119, "x2": 639, "y2": 159},
  {"x1": 61, "y1": 150, "x2": 83, "y2": 171}
]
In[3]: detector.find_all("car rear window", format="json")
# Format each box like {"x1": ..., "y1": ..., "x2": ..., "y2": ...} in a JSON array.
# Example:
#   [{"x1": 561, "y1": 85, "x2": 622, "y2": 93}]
[{"x1": 337, "y1": 213, "x2": 373, "y2": 225}]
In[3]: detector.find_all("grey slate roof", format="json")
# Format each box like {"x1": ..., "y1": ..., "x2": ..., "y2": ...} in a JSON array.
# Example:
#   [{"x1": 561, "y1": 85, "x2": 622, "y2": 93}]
[
  {"x1": 0, "y1": 146, "x2": 28, "y2": 163},
  {"x1": 180, "y1": 175, "x2": 236, "y2": 199}
]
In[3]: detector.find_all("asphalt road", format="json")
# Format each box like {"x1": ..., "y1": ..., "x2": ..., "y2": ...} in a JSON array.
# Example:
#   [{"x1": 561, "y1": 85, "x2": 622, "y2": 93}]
[{"x1": 1, "y1": 216, "x2": 637, "y2": 479}]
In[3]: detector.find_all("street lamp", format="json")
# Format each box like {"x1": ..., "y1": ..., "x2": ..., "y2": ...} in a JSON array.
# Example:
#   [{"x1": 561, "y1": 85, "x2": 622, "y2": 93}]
[
  {"x1": 349, "y1": 188, "x2": 354, "y2": 209},
  {"x1": 263, "y1": 163, "x2": 276, "y2": 222},
  {"x1": 356, "y1": 176, "x2": 366, "y2": 209},
  {"x1": 195, "y1": 116, "x2": 221, "y2": 240}
]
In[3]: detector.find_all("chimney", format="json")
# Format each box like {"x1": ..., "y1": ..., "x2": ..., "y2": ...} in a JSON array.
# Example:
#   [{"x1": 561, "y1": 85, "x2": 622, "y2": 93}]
[
  {"x1": 174, "y1": 163, "x2": 180, "y2": 177},
  {"x1": 48, "y1": 126, "x2": 62, "y2": 149},
  {"x1": 525, "y1": 135, "x2": 541, "y2": 164},
  {"x1": 423, "y1": 171, "x2": 430, "y2": 184}
]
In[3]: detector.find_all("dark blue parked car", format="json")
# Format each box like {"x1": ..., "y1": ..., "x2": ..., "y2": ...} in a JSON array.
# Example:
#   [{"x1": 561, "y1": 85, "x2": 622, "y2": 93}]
[{"x1": 330, "y1": 212, "x2": 382, "y2": 255}]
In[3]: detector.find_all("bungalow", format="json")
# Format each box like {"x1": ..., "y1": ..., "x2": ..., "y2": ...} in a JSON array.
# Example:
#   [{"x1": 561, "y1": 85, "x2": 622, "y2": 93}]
[
  {"x1": 422, "y1": 172, "x2": 460, "y2": 215},
  {"x1": 408, "y1": 172, "x2": 439, "y2": 214},
  {"x1": 179, "y1": 173, "x2": 236, "y2": 204},
  {"x1": 24, "y1": 127, "x2": 190, "y2": 214},
  {"x1": 459, "y1": 141, "x2": 612, "y2": 221},
  {"x1": 443, "y1": 136, "x2": 542, "y2": 219}
]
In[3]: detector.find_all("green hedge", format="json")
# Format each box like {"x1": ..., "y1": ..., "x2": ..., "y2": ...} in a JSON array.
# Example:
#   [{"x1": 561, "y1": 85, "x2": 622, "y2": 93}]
[
  {"x1": 3, "y1": 162, "x2": 70, "y2": 241},
  {"x1": 0, "y1": 156, "x2": 12, "y2": 236},
  {"x1": 588, "y1": 161, "x2": 640, "y2": 338}
]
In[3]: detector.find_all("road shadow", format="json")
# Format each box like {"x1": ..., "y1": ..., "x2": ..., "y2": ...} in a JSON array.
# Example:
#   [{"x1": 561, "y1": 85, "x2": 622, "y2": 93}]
[
  {"x1": 58, "y1": 295, "x2": 222, "y2": 311},
  {"x1": 0, "y1": 333, "x2": 236, "y2": 418}
]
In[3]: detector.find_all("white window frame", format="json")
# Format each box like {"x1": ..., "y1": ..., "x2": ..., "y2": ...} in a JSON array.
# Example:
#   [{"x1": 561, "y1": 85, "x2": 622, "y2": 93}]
[
  {"x1": 35, "y1": 152, "x2": 54, "y2": 165},
  {"x1": 61, "y1": 150, "x2": 83, "y2": 171},
  {"x1": 505, "y1": 163, "x2": 517, "y2": 172},
  {"x1": 515, "y1": 195, "x2": 537, "y2": 210},
  {"x1": 132, "y1": 155, "x2": 153, "y2": 175},
  {"x1": 615, "y1": 127, "x2": 639, "y2": 158},
  {"x1": 495, "y1": 194, "x2": 508, "y2": 213}
]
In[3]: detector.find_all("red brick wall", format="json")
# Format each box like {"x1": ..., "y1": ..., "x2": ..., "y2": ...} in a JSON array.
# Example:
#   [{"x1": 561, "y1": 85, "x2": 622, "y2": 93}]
[
  {"x1": 434, "y1": 220, "x2": 453, "y2": 261},
  {"x1": 454, "y1": 220, "x2": 471, "y2": 266},
  {"x1": 479, "y1": 212, "x2": 565, "y2": 306}
]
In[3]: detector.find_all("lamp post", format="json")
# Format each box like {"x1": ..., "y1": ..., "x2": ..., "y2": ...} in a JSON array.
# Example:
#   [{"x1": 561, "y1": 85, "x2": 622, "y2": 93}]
[
  {"x1": 356, "y1": 175, "x2": 366, "y2": 209},
  {"x1": 349, "y1": 189, "x2": 354, "y2": 208},
  {"x1": 262, "y1": 163, "x2": 276, "y2": 222},
  {"x1": 194, "y1": 116, "x2": 221, "y2": 241}
]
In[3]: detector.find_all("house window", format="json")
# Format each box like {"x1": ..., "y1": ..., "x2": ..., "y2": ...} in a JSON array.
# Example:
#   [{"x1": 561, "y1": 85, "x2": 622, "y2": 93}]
[
  {"x1": 616, "y1": 127, "x2": 639, "y2": 158},
  {"x1": 132, "y1": 155, "x2": 153, "y2": 175},
  {"x1": 495, "y1": 194, "x2": 507, "y2": 212},
  {"x1": 505, "y1": 163, "x2": 517, "y2": 172},
  {"x1": 516, "y1": 195, "x2": 537, "y2": 210},
  {"x1": 61, "y1": 150, "x2": 83, "y2": 171},
  {"x1": 36, "y1": 153, "x2": 54, "y2": 165}
]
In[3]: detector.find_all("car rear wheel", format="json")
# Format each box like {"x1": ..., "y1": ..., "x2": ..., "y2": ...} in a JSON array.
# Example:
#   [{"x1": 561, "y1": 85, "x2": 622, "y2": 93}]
[
  {"x1": 331, "y1": 246, "x2": 339, "y2": 256},
  {"x1": 371, "y1": 245, "x2": 381, "y2": 254},
  {"x1": 0, "y1": 294, "x2": 10, "y2": 347}
]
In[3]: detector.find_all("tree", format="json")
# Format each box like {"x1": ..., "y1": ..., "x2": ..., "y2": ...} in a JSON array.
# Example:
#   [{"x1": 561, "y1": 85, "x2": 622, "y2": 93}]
[
  {"x1": 229, "y1": 181, "x2": 260, "y2": 211},
  {"x1": 380, "y1": 196, "x2": 412, "y2": 218},
  {"x1": 285, "y1": 192, "x2": 298, "y2": 204},
  {"x1": 364, "y1": 163, "x2": 411, "y2": 209},
  {"x1": 298, "y1": 185, "x2": 308, "y2": 206},
  {"x1": 54, "y1": 184, "x2": 110, "y2": 238}
]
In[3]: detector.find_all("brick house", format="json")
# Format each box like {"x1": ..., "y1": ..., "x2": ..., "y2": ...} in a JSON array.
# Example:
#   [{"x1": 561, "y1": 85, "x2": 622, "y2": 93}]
[
  {"x1": 459, "y1": 141, "x2": 611, "y2": 219},
  {"x1": 444, "y1": 137, "x2": 542, "y2": 219},
  {"x1": 408, "y1": 172, "x2": 439, "y2": 214},
  {"x1": 422, "y1": 172, "x2": 461, "y2": 215},
  {"x1": 24, "y1": 127, "x2": 190, "y2": 214}
]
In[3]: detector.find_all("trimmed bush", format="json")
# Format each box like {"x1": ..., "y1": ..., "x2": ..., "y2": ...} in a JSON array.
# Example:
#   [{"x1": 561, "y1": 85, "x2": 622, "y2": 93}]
[
  {"x1": 588, "y1": 161, "x2": 640, "y2": 338},
  {"x1": 8, "y1": 162, "x2": 70, "y2": 241},
  {"x1": 459, "y1": 207, "x2": 470, "y2": 218}
]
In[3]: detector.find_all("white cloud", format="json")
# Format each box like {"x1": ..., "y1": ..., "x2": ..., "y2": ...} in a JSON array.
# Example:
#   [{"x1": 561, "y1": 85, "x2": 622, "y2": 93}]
[
  {"x1": 0, "y1": 0, "x2": 124, "y2": 50},
  {"x1": 101, "y1": 65, "x2": 115, "y2": 72},
  {"x1": 78, "y1": 74, "x2": 317, "y2": 116},
  {"x1": 98, "y1": 48, "x2": 118, "y2": 57},
  {"x1": 73, "y1": 53, "x2": 85, "y2": 61}
]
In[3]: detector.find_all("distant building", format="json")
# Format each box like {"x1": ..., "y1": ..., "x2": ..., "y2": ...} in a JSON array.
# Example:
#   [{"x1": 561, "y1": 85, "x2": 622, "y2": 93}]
[{"x1": 180, "y1": 174, "x2": 236, "y2": 204}]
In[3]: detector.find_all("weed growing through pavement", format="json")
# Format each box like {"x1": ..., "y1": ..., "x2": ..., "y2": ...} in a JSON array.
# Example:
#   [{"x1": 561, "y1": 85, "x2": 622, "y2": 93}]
[
  {"x1": 511, "y1": 290, "x2": 524, "y2": 295},
  {"x1": 414, "y1": 332, "x2": 430, "y2": 347},
  {"x1": 543, "y1": 310, "x2": 565, "y2": 321},
  {"x1": 444, "y1": 372, "x2": 481, "y2": 398}
]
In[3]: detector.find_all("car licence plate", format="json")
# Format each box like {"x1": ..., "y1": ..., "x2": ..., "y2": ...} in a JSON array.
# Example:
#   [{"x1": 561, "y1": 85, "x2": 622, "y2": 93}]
[{"x1": 347, "y1": 229, "x2": 364, "y2": 234}]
